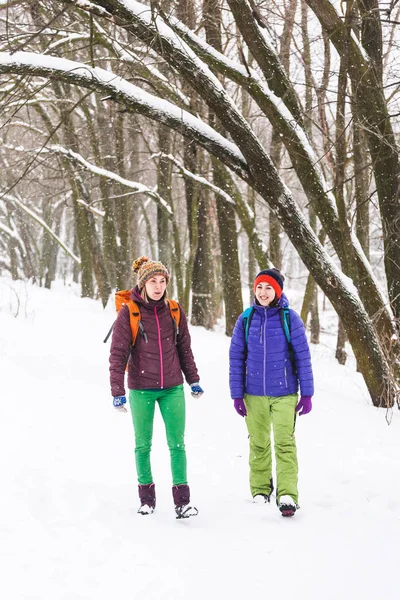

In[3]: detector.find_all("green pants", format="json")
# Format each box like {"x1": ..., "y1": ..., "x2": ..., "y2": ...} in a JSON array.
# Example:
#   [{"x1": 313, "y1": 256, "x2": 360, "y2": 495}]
[
  {"x1": 129, "y1": 385, "x2": 187, "y2": 486},
  {"x1": 245, "y1": 393, "x2": 299, "y2": 503}
]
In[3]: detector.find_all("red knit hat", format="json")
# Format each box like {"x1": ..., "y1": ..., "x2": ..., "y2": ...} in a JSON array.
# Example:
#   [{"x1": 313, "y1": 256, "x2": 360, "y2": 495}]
[{"x1": 253, "y1": 268, "x2": 284, "y2": 298}]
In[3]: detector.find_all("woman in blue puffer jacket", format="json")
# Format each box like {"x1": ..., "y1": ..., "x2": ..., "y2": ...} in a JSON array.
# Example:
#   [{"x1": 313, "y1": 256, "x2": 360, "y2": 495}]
[{"x1": 229, "y1": 268, "x2": 314, "y2": 517}]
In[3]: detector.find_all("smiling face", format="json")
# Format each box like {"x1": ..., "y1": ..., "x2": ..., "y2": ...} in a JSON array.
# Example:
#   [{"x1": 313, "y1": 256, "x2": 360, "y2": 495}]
[
  {"x1": 255, "y1": 282, "x2": 276, "y2": 306},
  {"x1": 144, "y1": 275, "x2": 167, "y2": 300}
]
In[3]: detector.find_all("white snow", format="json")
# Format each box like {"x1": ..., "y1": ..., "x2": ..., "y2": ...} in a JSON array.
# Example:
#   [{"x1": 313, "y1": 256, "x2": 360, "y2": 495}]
[{"x1": 1, "y1": 277, "x2": 400, "y2": 600}]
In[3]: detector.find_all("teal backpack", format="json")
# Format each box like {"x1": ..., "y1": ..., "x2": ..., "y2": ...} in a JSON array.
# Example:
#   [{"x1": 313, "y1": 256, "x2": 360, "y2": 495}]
[{"x1": 242, "y1": 306, "x2": 296, "y2": 372}]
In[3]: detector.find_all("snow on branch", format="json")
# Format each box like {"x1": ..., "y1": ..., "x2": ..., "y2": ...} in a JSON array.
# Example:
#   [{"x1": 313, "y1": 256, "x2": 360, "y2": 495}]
[
  {"x1": 46, "y1": 33, "x2": 91, "y2": 53},
  {"x1": 92, "y1": 20, "x2": 190, "y2": 107},
  {"x1": 0, "y1": 221, "x2": 19, "y2": 240},
  {"x1": 76, "y1": 199, "x2": 105, "y2": 217},
  {"x1": 40, "y1": 144, "x2": 174, "y2": 217},
  {"x1": 0, "y1": 51, "x2": 248, "y2": 177},
  {"x1": 2, "y1": 193, "x2": 81, "y2": 264},
  {"x1": 152, "y1": 152, "x2": 235, "y2": 206}
]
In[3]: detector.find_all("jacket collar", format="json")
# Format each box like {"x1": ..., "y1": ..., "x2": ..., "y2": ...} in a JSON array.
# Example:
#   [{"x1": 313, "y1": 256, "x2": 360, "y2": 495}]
[{"x1": 130, "y1": 285, "x2": 167, "y2": 312}]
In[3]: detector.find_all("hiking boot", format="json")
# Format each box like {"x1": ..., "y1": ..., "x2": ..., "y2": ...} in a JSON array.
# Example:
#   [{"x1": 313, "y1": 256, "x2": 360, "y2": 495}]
[
  {"x1": 175, "y1": 504, "x2": 199, "y2": 519},
  {"x1": 137, "y1": 483, "x2": 156, "y2": 515},
  {"x1": 278, "y1": 495, "x2": 297, "y2": 517},
  {"x1": 172, "y1": 484, "x2": 198, "y2": 519},
  {"x1": 253, "y1": 494, "x2": 271, "y2": 504}
]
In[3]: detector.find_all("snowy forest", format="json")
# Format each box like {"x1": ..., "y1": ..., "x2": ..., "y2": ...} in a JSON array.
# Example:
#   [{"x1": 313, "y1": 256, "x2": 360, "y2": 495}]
[{"x1": 1, "y1": 0, "x2": 400, "y2": 408}]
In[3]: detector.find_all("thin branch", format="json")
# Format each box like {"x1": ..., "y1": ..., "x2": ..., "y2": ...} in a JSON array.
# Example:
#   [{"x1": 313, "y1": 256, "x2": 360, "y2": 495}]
[{"x1": 2, "y1": 193, "x2": 81, "y2": 264}]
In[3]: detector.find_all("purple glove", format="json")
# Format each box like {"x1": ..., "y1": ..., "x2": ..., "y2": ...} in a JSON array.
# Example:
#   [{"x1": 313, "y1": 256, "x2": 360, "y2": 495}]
[
  {"x1": 234, "y1": 398, "x2": 247, "y2": 417},
  {"x1": 296, "y1": 396, "x2": 312, "y2": 416}
]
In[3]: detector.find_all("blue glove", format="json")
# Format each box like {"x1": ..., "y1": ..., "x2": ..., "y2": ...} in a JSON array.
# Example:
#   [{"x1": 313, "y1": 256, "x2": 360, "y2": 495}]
[
  {"x1": 190, "y1": 383, "x2": 204, "y2": 398},
  {"x1": 113, "y1": 395, "x2": 127, "y2": 412}
]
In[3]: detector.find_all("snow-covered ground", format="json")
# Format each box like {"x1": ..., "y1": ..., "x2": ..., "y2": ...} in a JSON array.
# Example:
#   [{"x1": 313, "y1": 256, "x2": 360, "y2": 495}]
[{"x1": 1, "y1": 277, "x2": 399, "y2": 600}]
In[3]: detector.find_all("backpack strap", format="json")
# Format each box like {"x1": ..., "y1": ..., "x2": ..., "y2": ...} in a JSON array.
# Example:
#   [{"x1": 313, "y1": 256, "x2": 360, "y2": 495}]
[
  {"x1": 167, "y1": 299, "x2": 181, "y2": 345},
  {"x1": 242, "y1": 307, "x2": 255, "y2": 345},
  {"x1": 280, "y1": 307, "x2": 296, "y2": 373},
  {"x1": 280, "y1": 307, "x2": 291, "y2": 343},
  {"x1": 126, "y1": 300, "x2": 144, "y2": 347}
]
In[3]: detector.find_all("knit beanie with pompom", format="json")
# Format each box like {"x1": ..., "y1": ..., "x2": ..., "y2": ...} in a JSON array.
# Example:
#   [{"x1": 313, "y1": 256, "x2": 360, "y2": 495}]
[{"x1": 132, "y1": 256, "x2": 170, "y2": 290}]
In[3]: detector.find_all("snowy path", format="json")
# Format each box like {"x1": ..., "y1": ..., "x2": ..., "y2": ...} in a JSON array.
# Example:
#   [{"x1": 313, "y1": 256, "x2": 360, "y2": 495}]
[{"x1": 1, "y1": 280, "x2": 399, "y2": 599}]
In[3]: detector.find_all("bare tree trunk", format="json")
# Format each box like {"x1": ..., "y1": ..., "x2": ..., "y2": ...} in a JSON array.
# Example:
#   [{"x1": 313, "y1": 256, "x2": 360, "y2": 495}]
[
  {"x1": 182, "y1": 139, "x2": 199, "y2": 314},
  {"x1": 301, "y1": 226, "x2": 324, "y2": 344},
  {"x1": 115, "y1": 111, "x2": 132, "y2": 287},
  {"x1": 191, "y1": 185, "x2": 215, "y2": 328},
  {"x1": 240, "y1": 54, "x2": 260, "y2": 303},
  {"x1": 350, "y1": 8, "x2": 370, "y2": 260},
  {"x1": 128, "y1": 117, "x2": 141, "y2": 266},
  {"x1": 269, "y1": 0, "x2": 297, "y2": 269},
  {"x1": 177, "y1": 0, "x2": 201, "y2": 315},
  {"x1": 334, "y1": 1, "x2": 352, "y2": 276},
  {"x1": 333, "y1": 2, "x2": 351, "y2": 364},
  {"x1": 213, "y1": 162, "x2": 244, "y2": 333},
  {"x1": 203, "y1": 0, "x2": 243, "y2": 335},
  {"x1": 335, "y1": 319, "x2": 347, "y2": 365},
  {"x1": 42, "y1": 200, "x2": 63, "y2": 289},
  {"x1": 353, "y1": 110, "x2": 370, "y2": 260},
  {"x1": 247, "y1": 187, "x2": 257, "y2": 305},
  {"x1": 300, "y1": 0, "x2": 320, "y2": 342},
  {"x1": 157, "y1": 124, "x2": 172, "y2": 266}
]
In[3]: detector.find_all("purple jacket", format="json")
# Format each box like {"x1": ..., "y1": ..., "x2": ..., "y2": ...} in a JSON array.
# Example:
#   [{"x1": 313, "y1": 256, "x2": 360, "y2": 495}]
[
  {"x1": 229, "y1": 294, "x2": 314, "y2": 399},
  {"x1": 109, "y1": 287, "x2": 199, "y2": 396}
]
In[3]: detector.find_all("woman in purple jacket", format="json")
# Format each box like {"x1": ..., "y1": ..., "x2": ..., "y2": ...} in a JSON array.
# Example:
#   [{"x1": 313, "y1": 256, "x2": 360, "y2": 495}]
[
  {"x1": 229, "y1": 268, "x2": 314, "y2": 517},
  {"x1": 110, "y1": 256, "x2": 203, "y2": 519}
]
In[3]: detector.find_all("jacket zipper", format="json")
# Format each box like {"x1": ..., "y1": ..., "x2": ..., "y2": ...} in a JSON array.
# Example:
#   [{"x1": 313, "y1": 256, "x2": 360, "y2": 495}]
[
  {"x1": 154, "y1": 306, "x2": 164, "y2": 389},
  {"x1": 263, "y1": 308, "x2": 267, "y2": 396}
]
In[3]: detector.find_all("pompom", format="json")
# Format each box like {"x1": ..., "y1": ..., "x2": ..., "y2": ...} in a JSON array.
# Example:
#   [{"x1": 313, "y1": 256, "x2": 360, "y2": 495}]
[{"x1": 132, "y1": 255, "x2": 149, "y2": 273}]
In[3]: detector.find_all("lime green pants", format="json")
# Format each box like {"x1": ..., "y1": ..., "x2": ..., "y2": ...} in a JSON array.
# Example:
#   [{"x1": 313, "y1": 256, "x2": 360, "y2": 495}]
[
  {"x1": 245, "y1": 393, "x2": 299, "y2": 503},
  {"x1": 129, "y1": 385, "x2": 187, "y2": 486}
]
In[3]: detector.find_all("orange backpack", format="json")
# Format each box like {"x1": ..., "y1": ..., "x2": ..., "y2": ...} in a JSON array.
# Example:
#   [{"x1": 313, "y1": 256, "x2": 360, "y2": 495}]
[{"x1": 104, "y1": 289, "x2": 181, "y2": 347}]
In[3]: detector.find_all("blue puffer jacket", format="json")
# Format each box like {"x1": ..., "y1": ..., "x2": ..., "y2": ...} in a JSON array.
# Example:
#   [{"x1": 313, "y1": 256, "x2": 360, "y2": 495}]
[{"x1": 229, "y1": 294, "x2": 314, "y2": 399}]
